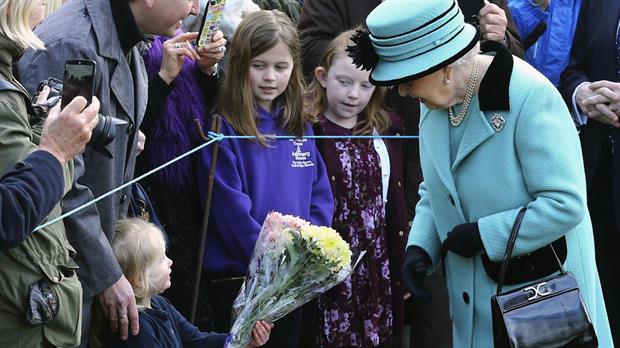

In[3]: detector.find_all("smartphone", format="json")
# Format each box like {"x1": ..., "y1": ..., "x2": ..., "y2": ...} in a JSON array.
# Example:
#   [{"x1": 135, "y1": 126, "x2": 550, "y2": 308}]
[
  {"x1": 458, "y1": 0, "x2": 486, "y2": 25},
  {"x1": 61, "y1": 59, "x2": 96, "y2": 109},
  {"x1": 197, "y1": 0, "x2": 227, "y2": 48}
]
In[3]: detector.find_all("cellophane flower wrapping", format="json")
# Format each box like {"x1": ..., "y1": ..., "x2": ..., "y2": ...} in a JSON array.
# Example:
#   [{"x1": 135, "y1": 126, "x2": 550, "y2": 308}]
[{"x1": 224, "y1": 211, "x2": 354, "y2": 348}]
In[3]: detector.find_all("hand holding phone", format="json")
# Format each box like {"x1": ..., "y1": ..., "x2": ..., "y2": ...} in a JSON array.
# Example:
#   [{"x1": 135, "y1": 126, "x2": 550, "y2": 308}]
[
  {"x1": 61, "y1": 60, "x2": 95, "y2": 109},
  {"x1": 196, "y1": 30, "x2": 226, "y2": 74},
  {"x1": 60, "y1": 59, "x2": 125, "y2": 159},
  {"x1": 197, "y1": 0, "x2": 227, "y2": 48}
]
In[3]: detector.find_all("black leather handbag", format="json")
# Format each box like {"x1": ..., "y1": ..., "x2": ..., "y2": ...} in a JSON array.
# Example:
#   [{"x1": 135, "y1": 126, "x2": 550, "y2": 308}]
[{"x1": 491, "y1": 208, "x2": 598, "y2": 348}]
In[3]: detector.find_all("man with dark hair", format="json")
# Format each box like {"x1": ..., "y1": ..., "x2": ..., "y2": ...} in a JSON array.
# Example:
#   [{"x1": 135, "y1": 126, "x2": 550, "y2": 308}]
[{"x1": 17, "y1": 0, "x2": 200, "y2": 345}]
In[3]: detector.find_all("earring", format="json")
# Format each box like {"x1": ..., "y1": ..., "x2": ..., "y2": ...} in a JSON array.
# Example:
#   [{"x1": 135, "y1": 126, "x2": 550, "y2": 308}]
[{"x1": 443, "y1": 76, "x2": 451, "y2": 85}]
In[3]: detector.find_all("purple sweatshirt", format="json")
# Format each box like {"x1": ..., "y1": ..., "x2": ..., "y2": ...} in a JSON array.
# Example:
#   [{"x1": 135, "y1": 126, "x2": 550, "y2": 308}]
[{"x1": 197, "y1": 105, "x2": 334, "y2": 275}]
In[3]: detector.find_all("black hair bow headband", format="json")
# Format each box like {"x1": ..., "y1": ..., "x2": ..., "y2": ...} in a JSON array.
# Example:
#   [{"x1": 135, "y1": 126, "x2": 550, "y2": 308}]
[{"x1": 346, "y1": 28, "x2": 379, "y2": 71}]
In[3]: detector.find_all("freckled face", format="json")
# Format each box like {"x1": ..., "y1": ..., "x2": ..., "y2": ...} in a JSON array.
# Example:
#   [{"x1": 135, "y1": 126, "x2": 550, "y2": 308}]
[{"x1": 317, "y1": 56, "x2": 375, "y2": 128}]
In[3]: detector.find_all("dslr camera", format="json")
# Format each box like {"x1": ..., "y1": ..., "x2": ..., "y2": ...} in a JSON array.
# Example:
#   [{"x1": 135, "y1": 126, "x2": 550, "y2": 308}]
[{"x1": 34, "y1": 77, "x2": 126, "y2": 159}]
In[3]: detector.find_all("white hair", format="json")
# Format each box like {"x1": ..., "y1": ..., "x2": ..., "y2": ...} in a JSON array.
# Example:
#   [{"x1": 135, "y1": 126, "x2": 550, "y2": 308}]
[{"x1": 448, "y1": 42, "x2": 481, "y2": 68}]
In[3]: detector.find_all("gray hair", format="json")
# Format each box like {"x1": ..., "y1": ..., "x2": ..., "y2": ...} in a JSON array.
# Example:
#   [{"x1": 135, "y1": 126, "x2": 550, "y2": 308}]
[{"x1": 447, "y1": 42, "x2": 481, "y2": 68}]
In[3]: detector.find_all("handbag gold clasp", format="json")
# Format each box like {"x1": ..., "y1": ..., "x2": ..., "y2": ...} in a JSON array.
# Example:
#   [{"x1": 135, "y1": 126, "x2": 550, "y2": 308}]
[{"x1": 523, "y1": 281, "x2": 551, "y2": 301}]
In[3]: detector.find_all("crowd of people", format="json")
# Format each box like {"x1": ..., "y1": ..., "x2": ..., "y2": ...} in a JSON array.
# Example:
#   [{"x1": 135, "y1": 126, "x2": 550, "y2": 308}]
[{"x1": 0, "y1": 0, "x2": 618, "y2": 347}]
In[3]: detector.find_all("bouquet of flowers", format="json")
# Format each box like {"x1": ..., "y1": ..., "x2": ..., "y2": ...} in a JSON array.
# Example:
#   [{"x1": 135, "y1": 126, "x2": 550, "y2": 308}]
[{"x1": 224, "y1": 212, "x2": 355, "y2": 348}]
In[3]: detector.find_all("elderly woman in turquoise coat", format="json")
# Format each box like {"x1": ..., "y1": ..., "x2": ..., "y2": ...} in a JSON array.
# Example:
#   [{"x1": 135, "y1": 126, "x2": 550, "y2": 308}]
[{"x1": 348, "y1": 0, "x2": 614, "y2": 347}]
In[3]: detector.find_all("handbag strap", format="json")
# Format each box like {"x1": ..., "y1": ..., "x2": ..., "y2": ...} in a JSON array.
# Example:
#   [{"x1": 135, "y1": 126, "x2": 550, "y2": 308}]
[{"x1": 496, "y1": 208, "x2": 565, "y2": 295}]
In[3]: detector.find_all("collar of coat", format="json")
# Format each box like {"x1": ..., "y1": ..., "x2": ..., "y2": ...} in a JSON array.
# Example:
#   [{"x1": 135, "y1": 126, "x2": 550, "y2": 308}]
[
  {"x1": 82, "y1": 0, "x2": 143, "y2": 61},
  {"x1": 109, "y1": 0, "x2": 145, "y2": 55},
  {"x1": 478, "y1": 41, "x2": 513, "y2": 112}
]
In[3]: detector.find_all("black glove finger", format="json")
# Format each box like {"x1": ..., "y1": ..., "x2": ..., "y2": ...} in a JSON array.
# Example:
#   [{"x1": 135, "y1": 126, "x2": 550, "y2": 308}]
[
  {"x1": 401, "y1": 246, "x2": 433, "y2": 301},
  {"x1": 402, "y1": 267, "x2": 432, "y2": 301},
  {"x1": 404, "y1": 272, "x2": 432, "y2": 301}
]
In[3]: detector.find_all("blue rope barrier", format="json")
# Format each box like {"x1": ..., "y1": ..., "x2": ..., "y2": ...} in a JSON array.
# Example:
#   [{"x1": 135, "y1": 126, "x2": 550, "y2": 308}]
[
  {"x1": 33, "y1": 135, "x2": 223, "y2": 232},
  {"x1": 33, "y1": 132, "x2": 418, "y2": 232},
  {"x1": 207, "y1": 131, "x2": 419, "y2": 140}
]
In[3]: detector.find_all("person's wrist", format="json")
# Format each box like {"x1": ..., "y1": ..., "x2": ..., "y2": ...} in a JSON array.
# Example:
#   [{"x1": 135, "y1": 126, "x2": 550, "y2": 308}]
[
  {"x1": 38, "y1": 145, "x2": 67, "y2": 165},
  {"x1": 158, "y1": 70, "x2": 176, "y2": 85},
  {"x1": 200, "y1": 63, "x2": 218, "y2": 76},
  {"x1": 407, "y1": 246, "x2": 431, "y2": 268},
  {"x1": 576, "y1": 83, "x2": 591, "y2": 106}
]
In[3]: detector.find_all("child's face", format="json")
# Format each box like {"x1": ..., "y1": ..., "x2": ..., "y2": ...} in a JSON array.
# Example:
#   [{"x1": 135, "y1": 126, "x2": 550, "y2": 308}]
[
  {"x1": 146, "y1": 231, "x2": 173, "y2": 295},
  {"x1": 316, "y1": 55, "x2": 375, "y2": 128},
  {"x1": 248, "y1": 42, "x2": 294, "y2": 111}
]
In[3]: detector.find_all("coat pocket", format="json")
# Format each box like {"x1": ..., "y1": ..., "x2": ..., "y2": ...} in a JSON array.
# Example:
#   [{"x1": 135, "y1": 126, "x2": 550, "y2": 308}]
[{"x1": 36, "y1": 261, "x2": 83, "y2": 348}]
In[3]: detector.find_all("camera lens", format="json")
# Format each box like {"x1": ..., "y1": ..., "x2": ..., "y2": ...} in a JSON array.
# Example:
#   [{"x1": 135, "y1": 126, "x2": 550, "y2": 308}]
[{"x1": 88, "y1": 115, "x2": 127, "y2": 159}]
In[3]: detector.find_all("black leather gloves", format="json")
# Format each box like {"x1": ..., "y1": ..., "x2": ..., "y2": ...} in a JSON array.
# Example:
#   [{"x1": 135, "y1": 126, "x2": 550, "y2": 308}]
[
  {"x1": 442, "y1": 222, "x2": 483, "y2": 258},
  {"x1": 401, "y1": 246, "x2": 432, "y2": 301}
]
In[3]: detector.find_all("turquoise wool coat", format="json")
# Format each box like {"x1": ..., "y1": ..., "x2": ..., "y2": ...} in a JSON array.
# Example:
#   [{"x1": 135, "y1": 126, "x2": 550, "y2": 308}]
[{"x1": 408, "y1": 46, "x2": 613, "y2": 347}]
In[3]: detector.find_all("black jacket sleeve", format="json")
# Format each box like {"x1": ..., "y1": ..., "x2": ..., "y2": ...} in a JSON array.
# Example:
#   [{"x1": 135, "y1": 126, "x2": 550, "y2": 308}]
[
  {"x1": 0, "y1": 150, "x2": 64, "y2": 249},
  {"x1": 141, "y1": 75, "x2": 175, "y2": 136}
]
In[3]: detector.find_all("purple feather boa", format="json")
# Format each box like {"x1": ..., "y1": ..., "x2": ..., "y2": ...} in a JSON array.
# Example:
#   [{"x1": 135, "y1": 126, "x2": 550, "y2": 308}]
[{"x1": 142, "y1": 34, "x2": 209, "y2": 191}]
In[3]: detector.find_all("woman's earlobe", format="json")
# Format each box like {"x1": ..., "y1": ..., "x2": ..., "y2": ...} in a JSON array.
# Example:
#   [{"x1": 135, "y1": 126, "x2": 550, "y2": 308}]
[{"x1": 442, "y1": 66, "x2": 454, "y2": 85}]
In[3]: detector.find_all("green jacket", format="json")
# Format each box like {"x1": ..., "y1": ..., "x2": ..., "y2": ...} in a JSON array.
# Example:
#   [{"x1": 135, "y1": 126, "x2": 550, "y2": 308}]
[{"x1": 0, "y1": 33, "x2": 82, "y2": 348}]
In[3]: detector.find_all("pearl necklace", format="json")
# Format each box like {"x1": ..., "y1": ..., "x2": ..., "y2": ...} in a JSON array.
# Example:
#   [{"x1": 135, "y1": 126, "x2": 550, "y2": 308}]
[{"x1": 448, "y1": 58, "x2": 480, "y2": 127}]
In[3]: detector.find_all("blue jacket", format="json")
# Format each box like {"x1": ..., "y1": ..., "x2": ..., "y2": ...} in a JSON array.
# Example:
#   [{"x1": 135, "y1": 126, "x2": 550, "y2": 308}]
[
  {"x1": 197, "y1": 105, "x2": 334, "y2": 275},
  {"x1": 508, "y1": 0, "x2": 581, "y2": 85},
  {"x1": 108, "y1": 295, "x2": 228, "y2": 348},
  {"x1": 408, "y1": 47, "x2": 612, "y2": 347},
  {"x1": 0, "y1": 151, "x2": 64, "y2": 249}
]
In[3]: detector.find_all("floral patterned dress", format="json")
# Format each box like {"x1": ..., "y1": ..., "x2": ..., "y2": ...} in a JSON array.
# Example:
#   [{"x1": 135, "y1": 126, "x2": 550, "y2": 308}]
[{"x1": 315, "y1": 116, "x2": 394, "y2": 347}]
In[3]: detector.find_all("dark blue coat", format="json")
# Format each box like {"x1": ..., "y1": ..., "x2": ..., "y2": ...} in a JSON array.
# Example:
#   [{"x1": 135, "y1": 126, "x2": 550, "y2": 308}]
[
  {"x1": 0, "y1": 150, "x2": 64, "y2": 249},
  {"x1": 559, "y1": 0, "x2": 620, "y2": 230},
  {"x1": 108, "y1": 295, "x2": 228, "y2": 348}
]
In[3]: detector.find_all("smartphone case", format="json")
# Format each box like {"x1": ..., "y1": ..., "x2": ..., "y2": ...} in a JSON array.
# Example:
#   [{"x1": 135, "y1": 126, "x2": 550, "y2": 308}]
[{"x1": 198, "y1": 0, "x2": 227, "y2": 48}]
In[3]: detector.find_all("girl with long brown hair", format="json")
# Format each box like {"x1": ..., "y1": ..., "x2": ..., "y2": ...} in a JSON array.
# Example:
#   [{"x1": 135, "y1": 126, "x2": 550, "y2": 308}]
[{"x1": 195, "y1": 10, "x2": 334, "y2": 347}]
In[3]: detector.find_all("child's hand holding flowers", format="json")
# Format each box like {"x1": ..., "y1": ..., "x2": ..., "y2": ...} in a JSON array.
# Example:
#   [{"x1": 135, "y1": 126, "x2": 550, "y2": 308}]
[
  {"x1": 225, "y1": 212, "x2": 355, "y2": 348},
  {"x1": 244, "y1": 320, "x2": 274, "y2": 348}
]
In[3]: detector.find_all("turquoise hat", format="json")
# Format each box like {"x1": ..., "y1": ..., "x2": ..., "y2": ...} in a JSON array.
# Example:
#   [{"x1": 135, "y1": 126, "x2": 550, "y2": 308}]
[{"x1": 364, "y1": 0, "x2": 480, "y2": 86}]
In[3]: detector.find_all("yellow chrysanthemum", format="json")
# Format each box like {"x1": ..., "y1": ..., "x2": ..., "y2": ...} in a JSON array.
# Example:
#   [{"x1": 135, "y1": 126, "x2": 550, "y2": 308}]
[{"x1": 300, "y1": 225, "x2": 352, "y2": 271}]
